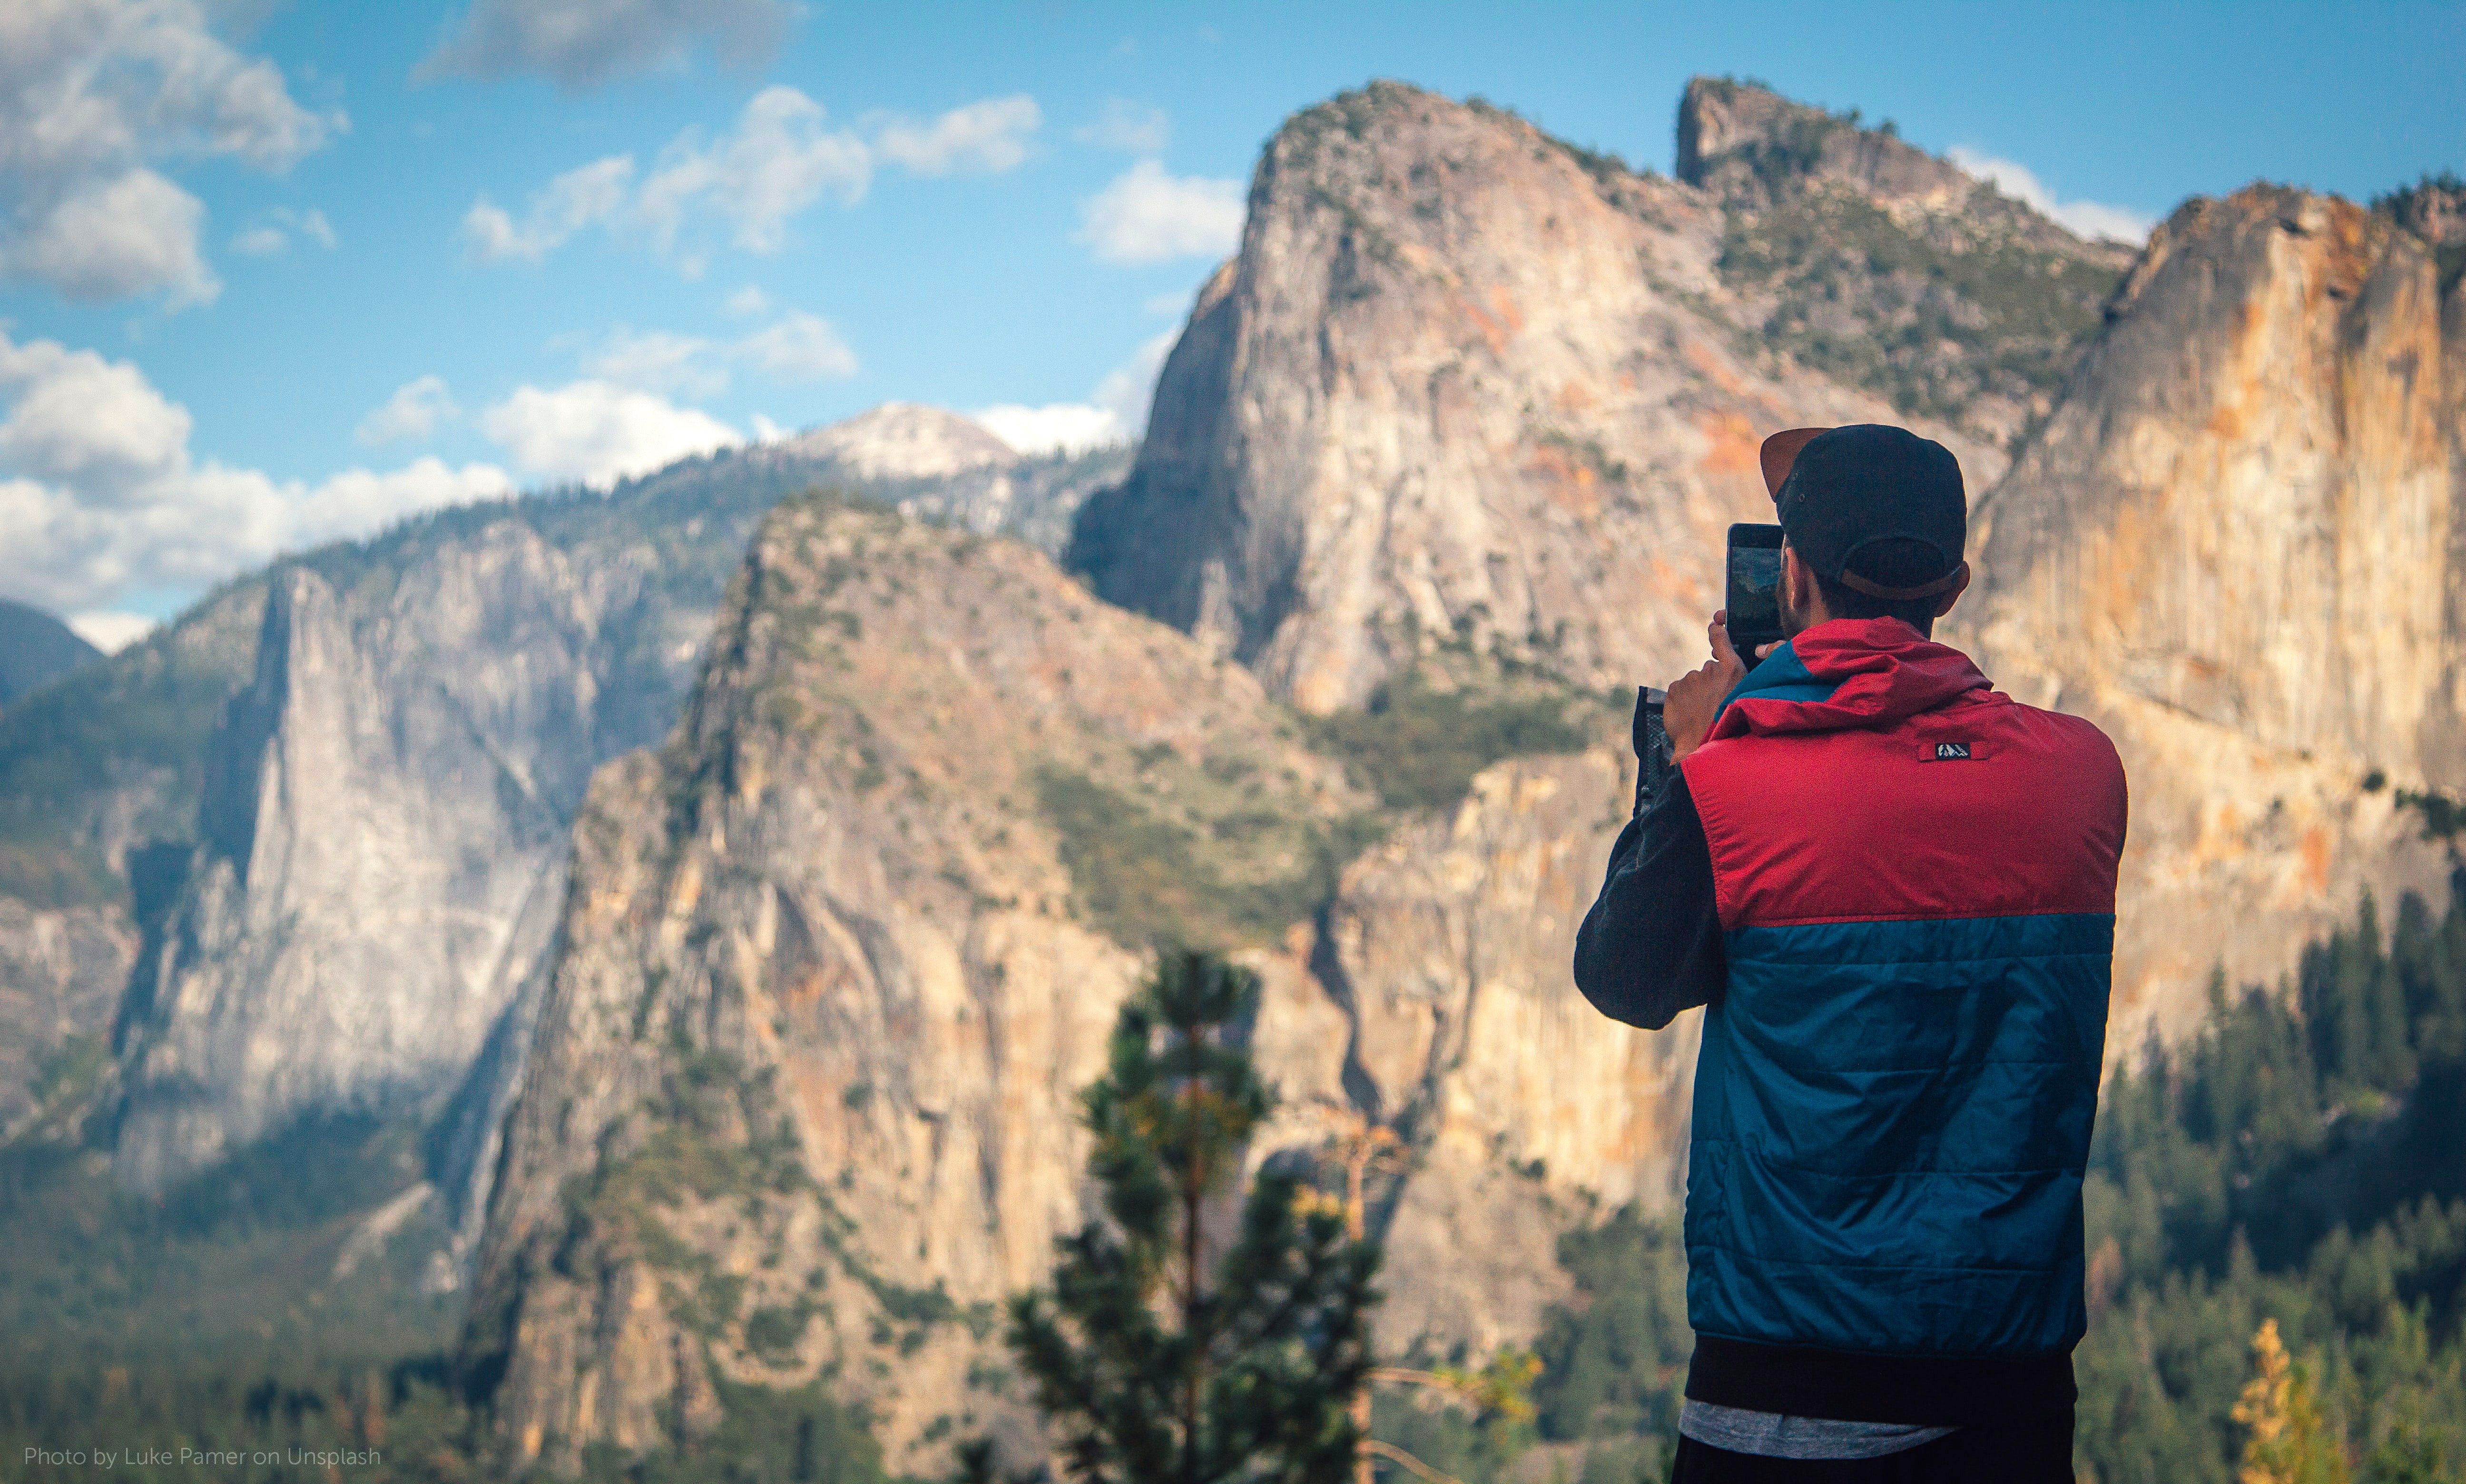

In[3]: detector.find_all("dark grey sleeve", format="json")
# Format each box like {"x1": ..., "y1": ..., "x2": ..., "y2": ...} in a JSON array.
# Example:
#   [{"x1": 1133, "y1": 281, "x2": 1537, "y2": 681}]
[{"x1": 1572, "y1": 764, "x2": 1726, "y2": 1031}]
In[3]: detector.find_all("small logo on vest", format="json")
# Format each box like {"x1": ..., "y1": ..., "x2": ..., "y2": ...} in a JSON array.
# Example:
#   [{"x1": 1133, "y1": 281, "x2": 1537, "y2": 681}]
[{"x1": 1934, "y1": 742, "x2": 1972, "y2": 761}]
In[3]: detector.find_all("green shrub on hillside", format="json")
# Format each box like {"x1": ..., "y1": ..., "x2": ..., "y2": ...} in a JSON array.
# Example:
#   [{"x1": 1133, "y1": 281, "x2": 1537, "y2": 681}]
[{"x1": 1301, "y1": 670, "x2": 1595, "y2": 813}]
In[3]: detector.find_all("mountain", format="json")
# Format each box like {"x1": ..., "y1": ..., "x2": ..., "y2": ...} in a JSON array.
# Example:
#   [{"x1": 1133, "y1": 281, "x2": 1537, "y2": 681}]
[
  {"x1": 0, "y1": 600, "x2": 100, "y2": 707},
  {"x1": 462, "y1": 492, "x2": 1366, "y2": 1470},
  {"x1": 7, "y1": 67, "x2": 2460, "y2": 1484},
  {"x1": 1959, "y1": 182, "x2": 2466, "y2": 1041},
  {"x1": 0, "y1": 419, "x2": 1125, "y2": 1192},
  {"x1": 464, "y1": 78, "x2": 2138, "y2": 1473},
  {"x1": 775, "y1": 401, "x2": 1019, "y2": 478},
  {"x1": 1677, "y1": 77, "x2": 2138, "y2": 447},
  {"x1": 1068, "y1": 80, "x2": 2013, "y2": 715}
]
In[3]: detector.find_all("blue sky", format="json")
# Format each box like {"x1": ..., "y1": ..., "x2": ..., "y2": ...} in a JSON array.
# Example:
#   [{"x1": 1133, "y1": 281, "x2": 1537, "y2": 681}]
[{"x1": 1, "y1": 0, "x2": 2458, "y2": 645}]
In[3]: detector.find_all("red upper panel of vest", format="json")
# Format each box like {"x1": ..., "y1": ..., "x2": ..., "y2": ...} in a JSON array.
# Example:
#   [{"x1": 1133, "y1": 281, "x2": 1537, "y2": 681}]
[{"x1": 1680, "y1": 617, "x2": 2128, "y2": 931}]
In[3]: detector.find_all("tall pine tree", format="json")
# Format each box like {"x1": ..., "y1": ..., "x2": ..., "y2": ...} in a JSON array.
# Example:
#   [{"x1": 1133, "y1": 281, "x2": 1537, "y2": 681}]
[{"x1": 1006, "y1": 951, "x2": 1381, "y2": 1484}]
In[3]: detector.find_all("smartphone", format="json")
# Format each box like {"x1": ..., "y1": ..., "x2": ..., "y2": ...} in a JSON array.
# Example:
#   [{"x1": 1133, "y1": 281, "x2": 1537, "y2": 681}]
[{"x1": 1725, "y1": 523, "x2": 1786, "y2": 661}]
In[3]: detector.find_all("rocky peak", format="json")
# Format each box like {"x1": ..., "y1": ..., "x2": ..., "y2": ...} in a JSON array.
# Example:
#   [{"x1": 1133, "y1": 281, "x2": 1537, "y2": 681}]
[
  {"x1": 1961, "y1": 181, "x2": 2466, "y2": 1041},
  {"x1": 1070, "y1": 78, "x2": 1992, "y2": 712},
  {"x1": 774, "y1": 402, "x2": 1020, "y2": 481},
  {"x1": 1677, "y1": 75, "x2": 1969, "y2": 214},
  {"x1": 2384, "y1": 174, "x2": 2466, "y2": 244}
]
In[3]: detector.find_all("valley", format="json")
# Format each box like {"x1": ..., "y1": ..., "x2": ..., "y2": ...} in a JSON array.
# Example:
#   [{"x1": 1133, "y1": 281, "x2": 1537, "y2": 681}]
[{"x1": 1, "y1": 72, "x2": 2461, "y2": 1484}]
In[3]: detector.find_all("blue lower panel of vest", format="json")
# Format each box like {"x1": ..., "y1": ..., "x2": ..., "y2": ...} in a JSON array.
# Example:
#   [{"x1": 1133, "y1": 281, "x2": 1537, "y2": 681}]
[{"x1": 1686, "y1": 1234, "x2": 2088, "y2": 1357}]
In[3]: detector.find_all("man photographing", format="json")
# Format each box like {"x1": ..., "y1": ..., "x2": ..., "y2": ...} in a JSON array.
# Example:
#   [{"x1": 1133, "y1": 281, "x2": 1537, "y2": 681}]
[{"x1": 1574, "y1": 425, "x2": 2128, "y2": 1481}]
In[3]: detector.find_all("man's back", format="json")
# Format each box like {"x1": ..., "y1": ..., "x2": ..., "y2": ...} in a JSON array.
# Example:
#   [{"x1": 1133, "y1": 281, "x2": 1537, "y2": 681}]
[
  {"x1": 1573, "y1": 616, "x2": 2127, "y2": 1449},
  {"x1": 1676, "y1": 618, "x2": 2126, "y2": 1394}
]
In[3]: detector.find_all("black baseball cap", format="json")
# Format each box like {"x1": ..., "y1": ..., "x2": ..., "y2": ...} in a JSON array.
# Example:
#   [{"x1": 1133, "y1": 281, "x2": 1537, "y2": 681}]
[{"x1": 1757, "y1": 424, "x2": 1967, "y2": 601}]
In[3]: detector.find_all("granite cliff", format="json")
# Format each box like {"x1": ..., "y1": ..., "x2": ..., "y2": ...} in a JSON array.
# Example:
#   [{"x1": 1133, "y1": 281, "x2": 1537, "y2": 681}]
[
  {"x1": 1959, "y1": 184, "x2": 2466, "y2": 1039},
  {"x1": 1068, "y1": 80, "x2": 2025, "y2": 715},
  {"x1": 470, "y1": 78, "x2": 2108, "y2": 1470},
  {"x1": 461, "y1": 493, "x2": 1361, "y2": 1470},
  {"x1": 456, "y1": 488, "x2": 1689, "y2": 1472},
  {"x1": 0, "y1": 411, "x2": 1125, "y2": 1237}
]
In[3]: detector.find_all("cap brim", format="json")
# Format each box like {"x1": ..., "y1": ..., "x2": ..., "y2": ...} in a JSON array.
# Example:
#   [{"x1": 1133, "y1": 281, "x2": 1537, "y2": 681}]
[{"x1": 1759, "y1": 427, "x2": 1830, "y2": 498}]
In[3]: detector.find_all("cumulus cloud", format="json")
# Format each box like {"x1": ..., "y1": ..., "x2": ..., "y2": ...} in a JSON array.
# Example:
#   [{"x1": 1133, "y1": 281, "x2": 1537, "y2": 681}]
[
  {"x1": 0, "y1": 332, "x2": 508, "y2": 614},
  {"x1": 469, "y1": 88, "x2": 1042, "y2": 269},
  {"x1": 973, "y1": 327, "x2": 1176, "y2": 456},
  {"x1": 586, "y1": 328, "x2": 729, "y2": 399},
  {"x1": 463, "y1": 155, "x2": 635, "y2": 263},
  {"x1": 479, "y1": 381, "x2": 739, "y2": 488},
  {"x1": 418, "y1": 0, "x2": 793, "y2": 92},
  {"x1": 355, "y1": 375, "x2": 460, "y2": 446},
  {"x1": 1076, "y1": 160, "x2": 1244, "y2": 265},
  {"x1": 0, "y1": 0, "x2": 342, "y2": 306},
  {"x1": 637, "y1": 86, "x2": 872, "y2": 257},
  {"x1": 577, "y1": 311, "x2": 859, "y2": 399},
  {"x1": 11, "y1": 169, "x2": 219, "y2": 305},
  {"x1": 874, "y1": 95, "x2": 1041, "y2": 176},
  {"x1": 231, "y1": 205, "x2": 334, "y2": 257},
  {"x1": 725, "y1": 284, "x2": 769, "y2": 316},
  {"x1": 1947, "y1": 147, "x2": 2155, "y2": 244},
  {"x1": 1076, "y1": 99, "x2": 1169, "y2": 154},
  {"x1": 737, "y1": 310, "x2": 857, "y2": 381},
  {"x1": 67, "y1": 611, "x2": 156, "y2": 654}
]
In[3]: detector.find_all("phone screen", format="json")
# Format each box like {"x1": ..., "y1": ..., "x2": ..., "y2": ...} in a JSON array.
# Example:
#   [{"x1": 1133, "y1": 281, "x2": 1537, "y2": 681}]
[{"x1": 1725, "y1": 527, "x2": 1785, "y2": 656}]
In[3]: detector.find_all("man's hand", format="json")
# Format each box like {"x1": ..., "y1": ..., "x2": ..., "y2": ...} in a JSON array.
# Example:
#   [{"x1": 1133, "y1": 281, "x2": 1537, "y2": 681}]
[{"x1": 1664, "y1": 611, "x2": 1753, "y2": 762}]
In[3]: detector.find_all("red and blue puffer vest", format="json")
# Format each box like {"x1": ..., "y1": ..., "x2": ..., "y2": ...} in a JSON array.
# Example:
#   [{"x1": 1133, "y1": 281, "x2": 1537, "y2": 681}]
[{"x1": 1677, "y1": 617, "x2": 2127, "y2": 1408}]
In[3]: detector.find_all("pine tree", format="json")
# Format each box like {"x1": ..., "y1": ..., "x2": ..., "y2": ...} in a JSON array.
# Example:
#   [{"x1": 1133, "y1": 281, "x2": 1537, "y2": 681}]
[
  {"x1": 2233, "y1": 1319, "x2": 2349, "y2": 1484},
  {"x1": 1005, "y1": 951, "x2": 1381, "y2": 1484}
]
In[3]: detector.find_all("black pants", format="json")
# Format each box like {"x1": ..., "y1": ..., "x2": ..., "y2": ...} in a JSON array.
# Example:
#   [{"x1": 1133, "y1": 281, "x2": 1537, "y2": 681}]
[{"x1": 1669, "y1": 1410, "x2": 2075, "y2": 1484}]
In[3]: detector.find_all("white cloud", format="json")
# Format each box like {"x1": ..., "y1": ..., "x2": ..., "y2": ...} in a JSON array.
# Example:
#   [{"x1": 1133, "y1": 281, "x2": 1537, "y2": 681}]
[
  {"x1": 576, "y1": 311, "x2": 857, "y2": 397},
  {"x1": 638, "y1": 87, "x2": 871, "y2": 257},
  {"x1": 417, "y1": 0, "x2": 794, "y2": 92},
  {"x1": 1077, "y1": 99, "x2": 1169, "y2": 154},
  {"x1": 972, "y1": 403, "x2": 1120, "y2": 458},
  {"x1": 1076, "y1": 160, "x2": 1244, "y2": 265},
  {"x1": 0, "y1": 0, "x2": 341, "y2": 306},
  {"x1": 874, "y1": 95, "x2": 1041, "y2": 176},
  {"x1": 1947, "y1": 147, "x2": 2155, "y2": 244},
  {"x1": 284, "y1": 206, "x2": 334, "y2": 248},
  {"x1": 10, "y1": 169, "x2": 219, "y2": 305},
  {"x1": 463, "y1": 155, "x2": 635, "y2": 263},
  {"x1": 231, "y1": 208, "x2": 332, "y2": 258},
  {"x1": 587, "y1": 328, "x2": 728, "y2": 399},
  {"x1": 0, "y1": 332, "x2": 507, "y2": 613},
  {"x1": 737, "y1": 310, "x2": 857, "y2": 381},
  {"x1": 67, "y1": 611, "x2": 155, "y2": 654},
  {"x1": 470, "y1": 87, "x2": 1042, "y2": 271},
  {"x1": 972, "y1": 327, "x2": 1176, "y2": 456},
  {"x1": 725, "y1": 284, "x2": 769, "y2": 316},
  {"x1": 355, "y1": 375, "x2": 459, "y2": 446},
  {"x1": 480, "y1": 381, "x2": 739, "y2": 488}
]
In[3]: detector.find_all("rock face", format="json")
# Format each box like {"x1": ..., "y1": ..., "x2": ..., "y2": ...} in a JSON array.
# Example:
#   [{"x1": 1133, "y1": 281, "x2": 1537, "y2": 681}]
[
  {"x1": 1960, "y1": 185, "x2": 2466, "y2": 1040},
  {"x1": 1315, "y1": 750, "x2": 1696, "y2": 1352},
  {"x1": 462, "y1": 495, "x2": 1366, "y2": 1471},
  {"x1": 762, "y1": 405, "x2": 1130, "y2": 557},
  {"x1": 0, "y1": 404, "x2": 1121, "y2": 1246},
  {"x1": 111, "y1": 528, "x2": 647, "y2": 1196},
  {"x1": 1676, "y1": 76, "x2": 2136, "y2": 447},
  {"x1": 1069, "y1": 82, "x2": 2004, "y2": 715},
  {"x1": 776, "y1": 402, "x2": 1018, "y2": 479}
]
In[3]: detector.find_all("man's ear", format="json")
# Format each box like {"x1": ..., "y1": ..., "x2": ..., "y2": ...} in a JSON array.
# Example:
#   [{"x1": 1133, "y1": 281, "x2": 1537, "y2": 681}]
[
  {"x1": 1930, "y1": 561, "x2": 1973, "y2": 618},
  {"x1": 1782, "y1": 543, "x2": 1823, "y2": 622}
]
